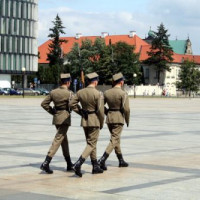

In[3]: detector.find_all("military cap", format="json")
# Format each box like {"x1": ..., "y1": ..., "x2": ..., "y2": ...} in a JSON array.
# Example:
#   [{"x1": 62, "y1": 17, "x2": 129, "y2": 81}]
[
  {"x1": 112, "y1": 72, "x2": 125, "y2": 82},
  {"x1": 86, "y1": 72, "x2": 99, "y2": 81},
  {"x1": 60, "y1": 73, "x2": 71, "y2": 82}
]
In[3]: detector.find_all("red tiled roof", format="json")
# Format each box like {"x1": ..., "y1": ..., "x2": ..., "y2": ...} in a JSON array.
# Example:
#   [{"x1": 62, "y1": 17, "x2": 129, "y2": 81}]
[
  {"x1": 172, "y1": 53, "x2": 200, "y2": 64},
  {"x1": 38, "y1": 34, "x2": 149, "y2": 64},
  {"x1": 139, "y1": 44, "x2": 200, "y2": 64},
  {"x1": 39, "y1": 34, "x2": 200, "y2": 65}
]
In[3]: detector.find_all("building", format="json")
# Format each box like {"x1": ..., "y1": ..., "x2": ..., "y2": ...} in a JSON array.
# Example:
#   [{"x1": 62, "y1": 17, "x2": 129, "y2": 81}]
[
  {"x1": 144, "y1": 30, "x2": 193, "y2": 55},
  {"x1": 0, "y1": 0, "x2": 38, "y2": 88},
  {"x1": 140, "y1": 45, "x2": 200, "y2": 95},
  {"x1": 38, "y1": 31, "x2": 148, "y2": 67},
  {"x1": 39, "y1": 31, "x2": 200, "y2": 96}
]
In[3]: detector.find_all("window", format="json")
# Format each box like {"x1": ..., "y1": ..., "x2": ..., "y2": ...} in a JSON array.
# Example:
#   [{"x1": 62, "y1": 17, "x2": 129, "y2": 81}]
[
  {"x1": 145, "y1": 68, "x2": 149, "y2": 79},
  {"x1": 5, "y1": 0, "x2": 9, "y2": 17},
  {"x1": 2, "y1": 0, "x2": 5, "y2": 16},
  {"x1": 13, "y1": 55, "x2": 16, "y2": 70},
  {"x1": 3, "y1": 54, "x2": 7, "y2": 70},
  {"x1": 1, "y1": 36, "x2": 4, "y2": 52},
  {"x1": 8, "y1": 54, "x2": 11, "y2": 70},
  {"x1": 12, "y1": 36, "x2": 15, "y2": 52},
  {"x1": 4, "y1": 36, "x2": 7, "y2": 52}
]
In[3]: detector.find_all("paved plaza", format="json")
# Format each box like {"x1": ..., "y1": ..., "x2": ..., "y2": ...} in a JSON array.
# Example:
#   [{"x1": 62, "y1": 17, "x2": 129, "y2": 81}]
[{"x1": 0, "y1": 97, "x2": 200, "y2": 200}]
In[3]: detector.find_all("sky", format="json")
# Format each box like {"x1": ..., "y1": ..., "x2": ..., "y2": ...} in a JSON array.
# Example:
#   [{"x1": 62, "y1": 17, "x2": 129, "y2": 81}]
[{"x1": 38, "y1": 0, "x2": 200, "y2": 54}]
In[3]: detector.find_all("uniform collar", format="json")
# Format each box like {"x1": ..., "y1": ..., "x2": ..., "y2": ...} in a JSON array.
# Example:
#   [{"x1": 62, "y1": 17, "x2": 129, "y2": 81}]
[
  {"x1": 87, "y1": 85, "x2": 95, "y2": 88},
  {"x1": 60, "y1": 85, "x2": 68, "y2": 89},
  {"x1": 114, "y1": 86, "x2": 121, "y2": 89}
]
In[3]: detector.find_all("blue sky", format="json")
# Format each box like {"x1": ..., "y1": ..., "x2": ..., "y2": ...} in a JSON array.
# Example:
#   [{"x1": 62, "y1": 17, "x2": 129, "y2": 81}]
[{"x1": 38, "y1": 0, "x2": 200, "y2": 54}]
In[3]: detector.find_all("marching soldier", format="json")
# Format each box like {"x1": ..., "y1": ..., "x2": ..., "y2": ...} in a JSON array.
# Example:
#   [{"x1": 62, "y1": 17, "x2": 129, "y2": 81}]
[
  {"x1": 69, "y1": 72, "x2": 104, "y2": 177},
  {"x1": 40, "y1": 74, "x2": 74, "y2": 174},
  {"x1": 98, "y1": 72, "x2": 130, "y2": 170}
]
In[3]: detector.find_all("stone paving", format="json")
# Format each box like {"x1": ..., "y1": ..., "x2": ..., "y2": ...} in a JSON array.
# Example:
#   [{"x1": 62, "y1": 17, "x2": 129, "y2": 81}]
[{"x1": 0, "y1": 97, "x2": 200, "y2": 200}]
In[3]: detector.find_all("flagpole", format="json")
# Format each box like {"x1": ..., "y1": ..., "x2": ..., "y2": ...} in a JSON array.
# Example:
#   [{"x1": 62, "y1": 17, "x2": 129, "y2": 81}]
[{"x1": 78, "y1": 44, "x2": 85, "y2": 88}]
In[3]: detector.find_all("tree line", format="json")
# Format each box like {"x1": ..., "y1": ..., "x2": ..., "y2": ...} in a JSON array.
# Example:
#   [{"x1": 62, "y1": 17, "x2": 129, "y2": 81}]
[{"x1": 37, "y1": 15, "x2": 200, "y2": 94}]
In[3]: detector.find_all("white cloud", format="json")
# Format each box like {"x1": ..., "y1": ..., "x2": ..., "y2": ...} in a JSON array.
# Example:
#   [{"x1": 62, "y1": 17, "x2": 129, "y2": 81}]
[{"x1": 38, "y1": 0, "x2": 200, "y2": 54}]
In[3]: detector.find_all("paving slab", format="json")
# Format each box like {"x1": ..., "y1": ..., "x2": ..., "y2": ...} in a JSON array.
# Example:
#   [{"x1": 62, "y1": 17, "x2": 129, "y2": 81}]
[{"x1": 0, "y1": 97, "x2": 200, "y2": 200}]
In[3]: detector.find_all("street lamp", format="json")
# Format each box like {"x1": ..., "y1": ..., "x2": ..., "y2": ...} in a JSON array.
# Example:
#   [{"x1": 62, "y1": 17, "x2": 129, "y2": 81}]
[
  {"x1": 133, "y1": 73, "x2": 137, "y2": 98},
  {"x1": 22, "y1": 67, "x2": 26, "y2": 98}
]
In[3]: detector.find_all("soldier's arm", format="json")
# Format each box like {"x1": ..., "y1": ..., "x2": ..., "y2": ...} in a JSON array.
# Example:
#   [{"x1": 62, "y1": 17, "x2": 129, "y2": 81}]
[
  {"x1": 96, "y1": 92, "x2": 105, "y2": 129},
  {"x1": 69, "y1": 93, "x2": 82, "y2": 115},
  {"x1": 123, "y1": 93, "x2": 130, "y2": 127},
  {"x1": 41, "y1": 94, "x2": 55, "y2": 115}
]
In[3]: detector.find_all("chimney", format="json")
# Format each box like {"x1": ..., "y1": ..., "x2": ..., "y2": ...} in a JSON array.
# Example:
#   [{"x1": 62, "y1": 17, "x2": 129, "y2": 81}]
[
  {"x1": 101, "y1": 32, "x2": 109, "y2": 38},
  {"x1": 75, "y1": 33, "x2": 82, "y2": 39},
  {"x1": 129, "y1": 31, "x2": 136, "y2": 38}
]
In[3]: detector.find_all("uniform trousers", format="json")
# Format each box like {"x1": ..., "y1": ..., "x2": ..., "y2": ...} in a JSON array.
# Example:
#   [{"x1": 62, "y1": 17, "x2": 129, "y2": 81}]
[
  {"x1": 81, "y1": 127, "x2": 100, "y2": 160},
  {"x1": 47, "y1": 125, "x2": 70, "y2": 158},
  {"x1": 105, "y1": 124, "x2": 123, "y2": 155}
]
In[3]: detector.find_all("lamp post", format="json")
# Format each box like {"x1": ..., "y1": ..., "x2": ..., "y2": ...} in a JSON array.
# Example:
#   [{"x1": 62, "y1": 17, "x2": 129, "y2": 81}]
[
  {"x1": 22, "y1": 67, "x2": 26, "y2": 98},
  {"x1": 133, "y1": 73, "x2": 137, "y2": 98},
  {"x1": 78, "y1": 44, "x2": 84, "y2": 89}
]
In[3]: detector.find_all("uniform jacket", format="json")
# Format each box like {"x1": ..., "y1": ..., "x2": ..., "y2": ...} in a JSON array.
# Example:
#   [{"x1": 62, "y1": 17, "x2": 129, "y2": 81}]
[
  {"x1": 69, "y1": 85, "x2": 104, "y2": 128},
  {"x1": 41, "y1": 86, "x2": 73, "y2": 125},
  {"x1": 104, "y1": 86, "x2": 130, "y2": 125}
]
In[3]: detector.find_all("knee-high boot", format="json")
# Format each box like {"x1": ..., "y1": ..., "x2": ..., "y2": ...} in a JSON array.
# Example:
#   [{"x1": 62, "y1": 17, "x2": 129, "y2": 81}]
[
  {"x1": 73, "y1": 156, "x2": 85, "y2": 177},
  {"x1": 40, "y1": 155, "x2": 53, "y2": 174},
  {"x1": 117, "y1": 154, "x2": 129, "y2": 167},
  {"x1": 98, "y1": 152, "x2": 109, "y2": 170},
  {"x1": 91, "y1": 159, "x2": 103, "y2": 174},
  {"x1": 64, "y1": 156, "x2": 74, "y2": 171}
]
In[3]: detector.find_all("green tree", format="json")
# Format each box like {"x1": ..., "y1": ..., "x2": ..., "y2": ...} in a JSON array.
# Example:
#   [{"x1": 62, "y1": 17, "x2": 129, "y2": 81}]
[
  {"x1": 145, "y1": 23, "x2": 173, "y2": 84},
  {"x1": 47, "y1": 14, "x2": 67, "y2": 84},
  {"x1": 177, "y1": 60, "x2": 200, "y2": 96},
  {"x1": 65, "y1": 39, "x2": 94, "y2": 81},
  {"x1": 65, "y1": 38, "x2": 140, "y2": 85},
  {"x1": 47, "y1": 14, "x2": 66, "y2": 66},
  {"x1": 109, "y1": 41, "x2": 140, "y2": 85}
]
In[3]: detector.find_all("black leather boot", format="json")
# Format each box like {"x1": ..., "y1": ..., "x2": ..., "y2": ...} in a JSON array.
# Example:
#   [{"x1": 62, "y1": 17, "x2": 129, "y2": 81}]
[
  {"x1": 91, "y1": 159, "x2": 103, "y2": 174},
  {"x1": 64, "y1": 156, "x2": 74, "y2": 171},
  {"x1": 40, "y1": 155, "x2": 53, "y2": 174},
  {"x1": 98, "y1": 152, "x2": 109, "y2": 170},
  {"x1": 117, "y1": 154, "x2": 129, "y2": 167},
  {"x1": 73, "y1": 156, "x2": 85, "y2": 177}
]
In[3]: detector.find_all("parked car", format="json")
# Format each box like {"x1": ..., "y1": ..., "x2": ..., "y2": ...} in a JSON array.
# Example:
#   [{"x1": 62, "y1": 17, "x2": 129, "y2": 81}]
[
  {"x1": 0, "y1": 88, "x2": 5, "y2": 95},
  {"x1": 17, "y1": 88, "x2": 40, "y2": 96},
  {"x1": 0, "y1": 88, "x2": 9, "y2": 95},
  {"x1": 3, "y1": 88, "x2": 22, "y2": 95},
  {"x1": 37, "y1": 88, "x2": 50, "y2": 95}
]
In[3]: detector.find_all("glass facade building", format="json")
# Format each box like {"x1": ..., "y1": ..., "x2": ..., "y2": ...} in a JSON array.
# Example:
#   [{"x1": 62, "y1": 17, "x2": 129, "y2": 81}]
[{"x1": 0, "y1": 0, "x2": 38, "y2": 74}]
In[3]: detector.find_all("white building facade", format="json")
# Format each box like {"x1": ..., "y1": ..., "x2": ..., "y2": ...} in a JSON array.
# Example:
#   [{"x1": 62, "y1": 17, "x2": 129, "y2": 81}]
[{"x1": 0, "y1": 0, "x2": 38, "y2": 88}]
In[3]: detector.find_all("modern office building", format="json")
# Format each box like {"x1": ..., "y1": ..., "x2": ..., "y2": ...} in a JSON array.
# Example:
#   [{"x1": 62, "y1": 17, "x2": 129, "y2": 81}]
[{"x1": 0, "y1": 0, "x2": 38, "y2": 88}]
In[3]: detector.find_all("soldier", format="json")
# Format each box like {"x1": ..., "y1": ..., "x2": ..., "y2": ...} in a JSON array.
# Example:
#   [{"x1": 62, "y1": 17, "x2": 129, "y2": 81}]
[
  {"x1": 98, "y1": 72, "x2": 130, "y2": 170},
  {"x1": 40, "y1": 73, "x2": 74, "y2": 174},
  {"x1": 69, "y1": 72, "x2": 104, "y2": 177}
]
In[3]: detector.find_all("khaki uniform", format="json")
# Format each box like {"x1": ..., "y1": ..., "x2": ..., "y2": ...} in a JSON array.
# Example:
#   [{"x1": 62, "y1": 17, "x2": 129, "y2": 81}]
[
  {"x1": 41, "y1": 85, "x2": 73, "y2": 158},
  {"x1": 69, "y1": 85, "x2": 104, "y2": 160},
  {"x1": 104, "y1": 86, "x2": 130, "y2": 155}
]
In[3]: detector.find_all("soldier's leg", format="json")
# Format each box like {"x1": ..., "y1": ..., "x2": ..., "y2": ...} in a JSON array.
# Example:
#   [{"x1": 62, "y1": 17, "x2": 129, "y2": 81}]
[
  {"x1": 105, "y1": 124, "x2": 122, "y2": 154},
  {"x1": 82, "y1": 127, "x2": 99, "y2": 159},
  {"x1": 114, "y1": 125, "x2": 123, "y2": 155},
  {"x1": 87, "y1": 128, "x2": 103, "y2": 174},
  {"x1": 59, "y1": 125, "x2": 74, "y2": 171},
  {"x1": 98, "y1": 124, "x2": 122, "y2": 170},
  {"x1": 47, "y1": 125, "x2": 66, "y2": 158},
  {"x1": 113, "y1": 125, "x2": 129, "y2": 167},
  {"x1": 41, "y1": 125, "x2": 65, "y2": 174},
  {"x1": 73, "y1": 127, "x2": 96, "y2": 177}
]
